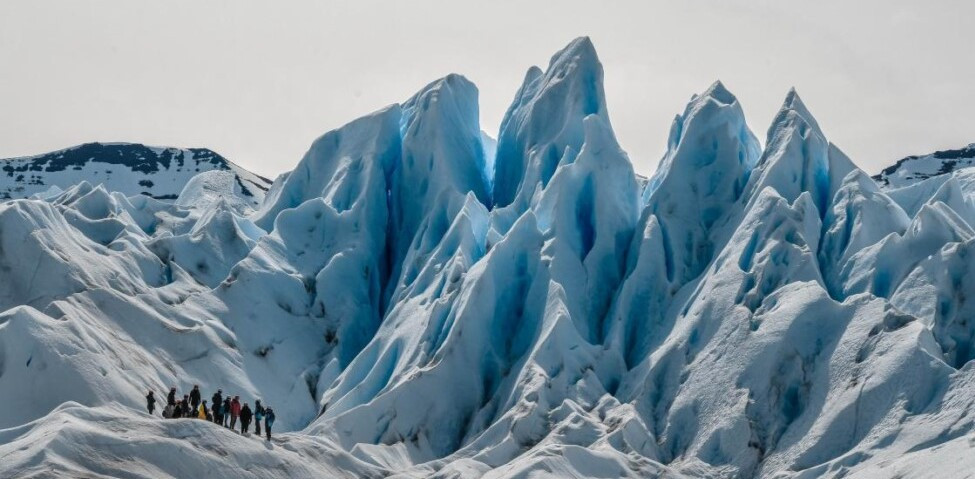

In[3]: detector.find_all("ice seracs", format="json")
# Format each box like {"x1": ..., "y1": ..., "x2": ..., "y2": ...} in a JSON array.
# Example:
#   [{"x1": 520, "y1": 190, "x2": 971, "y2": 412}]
[{"x1": 4, "y1": 36, "x2": 975, "y2": 479}]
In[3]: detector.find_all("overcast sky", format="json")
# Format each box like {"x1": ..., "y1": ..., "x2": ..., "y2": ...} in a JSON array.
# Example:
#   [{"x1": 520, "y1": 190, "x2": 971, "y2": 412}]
[{"x1": 2, "y1": 1, "x2": 973, "y2": 178}]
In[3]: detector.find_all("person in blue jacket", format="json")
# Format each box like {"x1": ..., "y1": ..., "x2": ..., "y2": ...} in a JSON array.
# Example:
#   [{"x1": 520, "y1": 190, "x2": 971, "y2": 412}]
[
  {"x1": 264, "y1": 406, "x2": 275, "y2": 441},
  {"x1": 222, "y1": 397, "x2": 232, "y2": 427},
  {"x1": 254, "y1": 400, "x2": 265, "y2": 435}
]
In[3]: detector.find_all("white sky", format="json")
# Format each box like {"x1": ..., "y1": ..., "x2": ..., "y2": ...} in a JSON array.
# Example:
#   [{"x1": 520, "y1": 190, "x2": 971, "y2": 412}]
[{"x1": 1, "y1": 1, "x2": 973, "y2": 178}]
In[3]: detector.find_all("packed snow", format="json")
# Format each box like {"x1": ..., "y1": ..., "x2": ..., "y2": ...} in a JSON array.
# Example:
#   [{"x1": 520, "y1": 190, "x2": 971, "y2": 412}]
[{"x1": 2, "y1": 37, "x2": 975, "y2": 479}]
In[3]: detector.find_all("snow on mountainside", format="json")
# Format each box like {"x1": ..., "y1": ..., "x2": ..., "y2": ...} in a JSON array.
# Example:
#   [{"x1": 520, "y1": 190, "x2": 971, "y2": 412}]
[
  {"x1": 0, "y1": 142, "x2": 272, "y2": 205},
  {"x1": 3, "y1": 37, "x2": 975, "y2": 479}
]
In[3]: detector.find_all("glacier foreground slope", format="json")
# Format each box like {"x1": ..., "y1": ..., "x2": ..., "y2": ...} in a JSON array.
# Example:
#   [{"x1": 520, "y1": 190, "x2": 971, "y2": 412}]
[{"x1": 2, "y1": 37, "x2": 975, "y2": 478}]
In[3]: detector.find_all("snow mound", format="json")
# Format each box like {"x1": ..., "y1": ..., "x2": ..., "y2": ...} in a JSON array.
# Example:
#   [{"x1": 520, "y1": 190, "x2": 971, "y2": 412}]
[
  {"x1": 148, "y1": 200, "x2": 264, "y2": 288},
  {"x1": 176, "y1": 169, "x2": 265, "y2": 214}
]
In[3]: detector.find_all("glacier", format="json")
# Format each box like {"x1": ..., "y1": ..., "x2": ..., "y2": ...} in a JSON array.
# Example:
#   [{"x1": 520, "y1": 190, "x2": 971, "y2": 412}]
[{"x1": 2, "y1": 37, "x2": 975, "y2": 478}]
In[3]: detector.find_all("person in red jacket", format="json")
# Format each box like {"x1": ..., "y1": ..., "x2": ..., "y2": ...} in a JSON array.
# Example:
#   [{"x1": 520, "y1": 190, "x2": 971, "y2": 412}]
[{"x1": 229, "y1": 396, "x2": 242, "y2": 430}]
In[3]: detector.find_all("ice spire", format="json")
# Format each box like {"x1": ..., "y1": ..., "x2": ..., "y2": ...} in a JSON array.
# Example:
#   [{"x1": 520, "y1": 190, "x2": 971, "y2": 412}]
[
  {"x1": 491, "y1": 36, "x2": 608, "y2": 212},
  {"x1": 386, "y1": 74, "x2": 490, "y2": 302},
  {"x1": 238, "y1": 105, "x2": 402, "y2": 377},
  {"x1": 533, "y1": 114, "x2": 640, "y2": 342},
  {"x1": 744, "y1": 88, "x2": 854, "y2": 217},
  {"x1": 250, "y1": 105, "x2": 402, "y2": 231},
  {"x1": 643, "y1": 81, "x2": 761, "y2": 283},
  {"x1": 644, "y1": 80, "x2": 760, "y2": 204}
]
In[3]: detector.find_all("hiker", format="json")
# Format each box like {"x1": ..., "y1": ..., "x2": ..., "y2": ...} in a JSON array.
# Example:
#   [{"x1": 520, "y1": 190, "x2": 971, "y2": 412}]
[
  {"x1": 181, "y1": 395, "x2": 191, "y2": 417},
  {"x1": 190, "y1": 385, "x2": 201, "y2": 412},
  {"x1": 240, "y1": 403, "x2": 252, "y2": 434},
  {"x1": 198, "y1": 400, "x2": 209, "y2": 420},
  {"x1": 254, "y1": 400, "x2": 265, "y2": 436},
  {"x1": 163, "y1": 402, "x2": 175, "y2": 419},
  {"x1": 167, "y1": 387, "x2": 177, "y2": 406},
  {"x1": 146, "y1": 390, "x2": 156, "y2": 415},
  {"x1": 264, "y1": 406, "x2": 275, "y2": 441},
  {"x1": 222, "y1": 397, "x2": 232, "y2": 427},
  {"x1": 171, "y1": 402, "x2": 183, "y2": 419},
  {"x1": 230, "y1": 396, "x2": 241, "y2": 430},
  {"x1": 211, "y1": 389, "x2": 223, "y2": 424}
]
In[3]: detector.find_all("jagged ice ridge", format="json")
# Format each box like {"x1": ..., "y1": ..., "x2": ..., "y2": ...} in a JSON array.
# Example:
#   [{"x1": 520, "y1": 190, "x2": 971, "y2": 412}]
[{"x1": 1, "y1": 37, "x2": 975, "y2": 479}]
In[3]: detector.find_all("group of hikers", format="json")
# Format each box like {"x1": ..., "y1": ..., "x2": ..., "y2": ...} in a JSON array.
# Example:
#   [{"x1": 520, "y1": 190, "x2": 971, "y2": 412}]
[{"x1": 145, "y1": 385, "x2": 276, "y2": 440}]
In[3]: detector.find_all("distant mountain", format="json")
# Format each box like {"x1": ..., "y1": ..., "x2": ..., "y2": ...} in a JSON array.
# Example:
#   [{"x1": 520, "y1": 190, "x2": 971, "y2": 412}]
[
  {"x1": 873, "y1": 143, "x2": 975, "y2": 188},
  {"x1": 0, "y1": 142, "x2": 272, "y2": 203}
]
